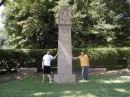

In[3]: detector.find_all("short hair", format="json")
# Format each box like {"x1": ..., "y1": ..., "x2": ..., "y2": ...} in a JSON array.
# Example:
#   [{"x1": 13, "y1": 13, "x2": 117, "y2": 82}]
[
  {"x1": 81, "y1": 50, "x2": 85, "y2": 53},
  {"x1": 46, "y1": 49, "x2": 51, "y2": 53}
]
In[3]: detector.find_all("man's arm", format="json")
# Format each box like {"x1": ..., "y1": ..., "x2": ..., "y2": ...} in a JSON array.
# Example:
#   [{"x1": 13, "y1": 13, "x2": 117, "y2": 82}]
[
  {"x1": 72, "y1": 57, "x2": 78, "y2": 60},
  {"x1": 52, "y1": 53, "x2": 58, "y2": 60},
  {"x1": 42, "y1": 59, "x2": 44, "y2": 69},
  {"x1": 86, "y1": 55, "x2": 89, "y2": 66},
  {"x1": 54, "y1": 53, "x2": 58, "y2": 59}
]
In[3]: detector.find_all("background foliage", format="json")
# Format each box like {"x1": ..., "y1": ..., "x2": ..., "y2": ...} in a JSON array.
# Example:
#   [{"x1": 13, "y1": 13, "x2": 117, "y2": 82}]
[
  {"x1": 1, "y1": 0, "x2": 130, "y2": 48},
  {"x1": 0, "y1": 48, "x2": 130, "y2": 73},
  {"x1": 1, "y1": 0, "x2": 130, "y2": 73},
  {"x1": 3, "y1": 0, "x2": 58, "y2": 48}
]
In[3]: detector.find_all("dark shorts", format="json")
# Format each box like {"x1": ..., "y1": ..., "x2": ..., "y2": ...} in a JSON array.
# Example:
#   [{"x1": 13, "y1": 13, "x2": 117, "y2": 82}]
[{"x1": 43, "y1": 66, "x2": 51, "y2": 74}]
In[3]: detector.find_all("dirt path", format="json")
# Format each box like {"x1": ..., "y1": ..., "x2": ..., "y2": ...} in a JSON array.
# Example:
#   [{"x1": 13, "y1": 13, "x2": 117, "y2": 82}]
[{"x1": 0, "y1": 73, "x2": 31, "y2": 84}]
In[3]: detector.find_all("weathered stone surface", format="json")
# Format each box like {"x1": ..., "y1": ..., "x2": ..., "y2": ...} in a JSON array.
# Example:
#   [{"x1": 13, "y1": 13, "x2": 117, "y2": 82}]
[
  {"x1": 59, "y1": 25, "x2": 71, "y2": 34},
  {"x1": 88, "y1": 68, "x2": 107, "y2": 73},
  {"x1": 54, "y1": 74, "x2": 76, "y2": 83},
  {"x1": 54, "y1": 6, "x2": 76, "y2": 83},
  {"x1": 58, "y1": 6, "x2": 71, "y2": 25},
  {"x1": 17, "y1": 68, "x2": 37, "y2": 74}
]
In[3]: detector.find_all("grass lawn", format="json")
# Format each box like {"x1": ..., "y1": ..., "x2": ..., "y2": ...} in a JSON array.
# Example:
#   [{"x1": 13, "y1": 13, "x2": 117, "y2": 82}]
[{"x1": 0, "y1": 72, "x2": 130, "y2": 97}]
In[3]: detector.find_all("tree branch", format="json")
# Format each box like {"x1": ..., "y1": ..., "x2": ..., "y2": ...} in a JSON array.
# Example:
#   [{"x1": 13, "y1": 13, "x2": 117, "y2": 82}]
[{"x1": 0, "y1": 0, "x2": 6, "y2": 6}]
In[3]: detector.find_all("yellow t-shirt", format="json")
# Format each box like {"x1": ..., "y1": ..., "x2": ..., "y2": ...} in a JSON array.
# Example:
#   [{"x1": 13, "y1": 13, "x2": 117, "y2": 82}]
[{"x1": 78, "y1": 55, "x2": 89, "y2": 67}]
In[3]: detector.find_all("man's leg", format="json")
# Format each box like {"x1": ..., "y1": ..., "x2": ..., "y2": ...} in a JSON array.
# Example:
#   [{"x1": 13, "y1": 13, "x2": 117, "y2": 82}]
[
  {"x1": 83, "y1": 66, "x2": 88, "y2": 80},
  {"x1": 86, "y1": 66, "x2": 89, "y2": 79},
  {"x1": 47, "y1": 66, "x2": 52, "y2": 83},
  {"x1": 82, "y1": 67, "x2": 84, "y2": 80},
  {"x1": 82, "y1": 66, "x2": 88, "y2": 80},
  {"x1": 42, "y1": 73, "x2": 45, "y2": 82},
  {"x1": 42, "y1": 66, "x2": 46, "y2": 82},
  {"x1": 48, "y1": 74, "x2": 52, "y2": 83}
]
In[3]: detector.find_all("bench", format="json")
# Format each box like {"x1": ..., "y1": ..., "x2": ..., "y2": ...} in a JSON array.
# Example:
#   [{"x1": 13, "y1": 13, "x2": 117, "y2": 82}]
[
  {"x1": 88, "y1": 68, "x2": 106, "y2": 73},
  {"x1": 17, "y1": 68, "x2": 37, "y2": 75}
]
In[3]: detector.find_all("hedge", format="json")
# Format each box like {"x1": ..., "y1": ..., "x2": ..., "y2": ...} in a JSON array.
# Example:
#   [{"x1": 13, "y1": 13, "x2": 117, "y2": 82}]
[
  {"x1": 0, "y1": 49, "x2": 57, "y2": 73},
  {"x1": 0, "y1": 48, "x2": 130, "y2": 73},
  {"x1": 73, "y1": 48, "x2": 130, "y2": 69}
]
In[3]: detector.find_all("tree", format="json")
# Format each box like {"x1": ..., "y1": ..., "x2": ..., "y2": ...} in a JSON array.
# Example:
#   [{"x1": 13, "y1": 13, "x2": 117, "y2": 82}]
[
  {"x1": 54, "y1": 0, "x2": 130, "y2": 48},
  {"x1": 0, "y1": 0, "x2": 6, "y2": 6},
  {"x1": 4, "y1": 0, "x2": 58, "y2": 48},
  {"x1": 111, "y1": 0, "x2": 130, "y2": 47},
  {"x1": 3, "y1": 0, "x2": 130, "y2": 48},
  {"x1": 0, "y1": 27, "x2": 6, "y2": 47},
  {"x1": 54, "y1": 0, "x2": 120, "y2": 47}
]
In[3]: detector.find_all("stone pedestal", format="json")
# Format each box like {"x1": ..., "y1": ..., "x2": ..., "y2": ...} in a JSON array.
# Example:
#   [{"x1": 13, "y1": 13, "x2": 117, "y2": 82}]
[
  {"x1": 54, "y1": 74, "x2": 76, "y2": 83},
  {"x1": 54, "y1": 6, "x2": 76, "y2": 83}
]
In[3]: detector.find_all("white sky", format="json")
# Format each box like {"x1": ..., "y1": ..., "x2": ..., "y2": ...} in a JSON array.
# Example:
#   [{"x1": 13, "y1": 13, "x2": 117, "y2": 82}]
[{"x1": 0, "y1": 5, "x2": 4, "y2": 28}]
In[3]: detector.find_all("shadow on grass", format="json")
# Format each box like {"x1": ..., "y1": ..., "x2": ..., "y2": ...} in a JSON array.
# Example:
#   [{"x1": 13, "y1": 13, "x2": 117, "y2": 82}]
[{"x1": 0, "y1": 72, "x2": 130, "y2": 97}]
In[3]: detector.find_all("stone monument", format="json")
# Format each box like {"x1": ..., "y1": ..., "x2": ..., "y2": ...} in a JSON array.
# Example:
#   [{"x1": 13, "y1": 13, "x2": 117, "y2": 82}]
[{"x1": 54, "y1": 6, "x2": 76, "y2": 83}]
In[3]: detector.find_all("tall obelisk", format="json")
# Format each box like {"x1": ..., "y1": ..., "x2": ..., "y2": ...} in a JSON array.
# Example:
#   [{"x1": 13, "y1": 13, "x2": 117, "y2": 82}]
[{"x1": 54, "y1": 6, "x2": 76, "y2": 83}]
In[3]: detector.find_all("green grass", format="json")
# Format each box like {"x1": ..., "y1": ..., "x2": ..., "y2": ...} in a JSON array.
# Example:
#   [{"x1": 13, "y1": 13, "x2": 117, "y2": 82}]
[{"x1": 0, "y1": 72, "x2": 130, "y2": 97}]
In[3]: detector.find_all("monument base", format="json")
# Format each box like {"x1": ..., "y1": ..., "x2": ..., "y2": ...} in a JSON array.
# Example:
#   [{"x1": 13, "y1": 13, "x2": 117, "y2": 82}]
[{"x1": 54, "y1": 74, "x2": 76, "y2": 83}]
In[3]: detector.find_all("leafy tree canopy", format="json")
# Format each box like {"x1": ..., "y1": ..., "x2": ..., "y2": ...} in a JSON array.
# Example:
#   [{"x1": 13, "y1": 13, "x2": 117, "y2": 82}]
[
  {"x1": 3, "y1": 0, "x2": 58, "y2": 48},
  {"x1": 2, "y1": 0, "x2": 130, "y2": 48}
]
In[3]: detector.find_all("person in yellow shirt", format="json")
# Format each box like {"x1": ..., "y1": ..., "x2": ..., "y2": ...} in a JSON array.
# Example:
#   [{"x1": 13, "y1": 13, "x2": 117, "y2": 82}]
[{"x1": 73, "y1": 51, "x2": 89, "y2": 80}]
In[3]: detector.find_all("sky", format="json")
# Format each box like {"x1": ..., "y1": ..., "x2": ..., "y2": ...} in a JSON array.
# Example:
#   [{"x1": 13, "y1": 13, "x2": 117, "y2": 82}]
[{"x1": 0, "y1": 5, "x2": 4, "y2": 28}]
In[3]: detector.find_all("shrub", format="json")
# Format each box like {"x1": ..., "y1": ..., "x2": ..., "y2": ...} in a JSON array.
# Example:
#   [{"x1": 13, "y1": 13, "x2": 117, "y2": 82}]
[
  {"x1": 72, "y1": 48, "x2": 130, "y2": 70},
  {"x1": 0, "y1": 49, "x2": 57, "y2": 72},
  {"x1": 0, "y1": 48, "x2": 130, "y2": 73}
]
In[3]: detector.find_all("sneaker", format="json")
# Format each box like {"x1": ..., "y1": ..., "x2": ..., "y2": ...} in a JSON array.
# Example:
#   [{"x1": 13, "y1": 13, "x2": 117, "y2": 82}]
[{"x1": 50, "y1": 80, "x2": 52, "y2": 83}]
